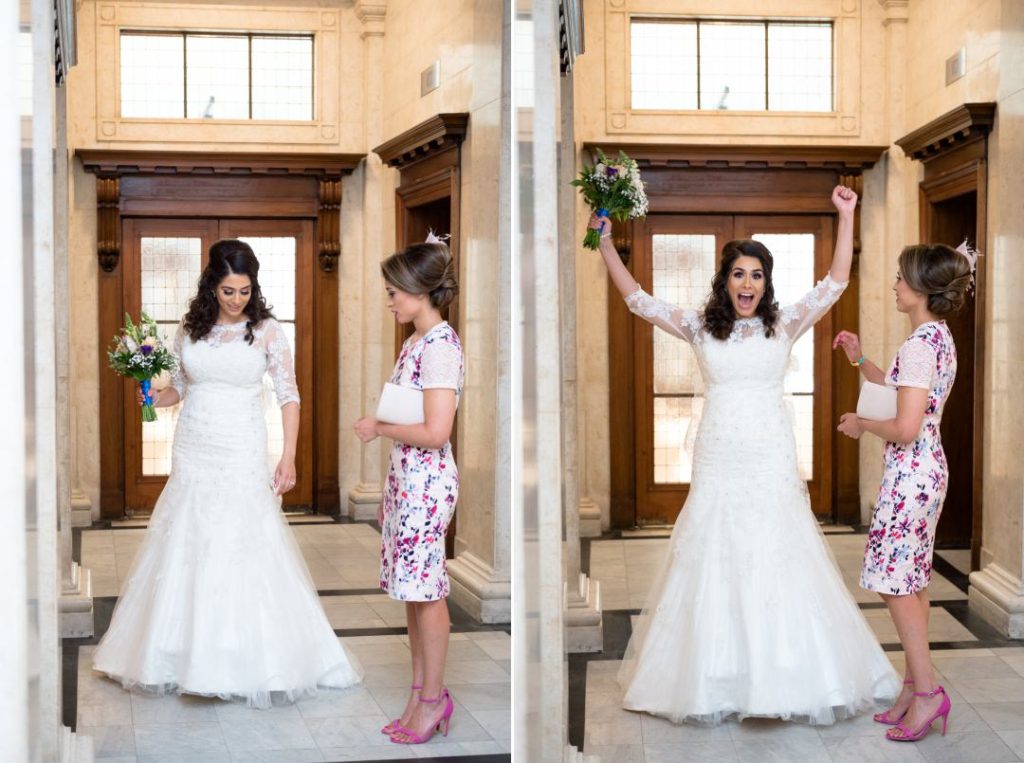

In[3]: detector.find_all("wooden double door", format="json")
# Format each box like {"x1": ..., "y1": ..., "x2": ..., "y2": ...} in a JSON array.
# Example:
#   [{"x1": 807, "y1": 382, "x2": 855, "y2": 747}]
[
  {"x1": 627, "y1": 213, "x2": 838, "y2": 524},
  {"x1": 121, "y1": 217, "x2": 315, "y2": 511}
]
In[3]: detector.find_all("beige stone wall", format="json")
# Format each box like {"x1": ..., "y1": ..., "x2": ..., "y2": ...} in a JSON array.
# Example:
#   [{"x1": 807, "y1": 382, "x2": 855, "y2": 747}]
[
  {"x1": 67, "y1": 0, "x2": 504, "y2": 562},
  {"x1": 378, "y1": 0, "x2": 504, "y2": 566}
]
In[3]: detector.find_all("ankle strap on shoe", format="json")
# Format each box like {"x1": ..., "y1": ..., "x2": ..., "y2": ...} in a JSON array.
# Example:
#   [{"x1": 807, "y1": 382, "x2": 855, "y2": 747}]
[
  {"x1": 411, "y1": 684, "x2": 423, "y2": 690},
  {"x1": 419, "y1": 694, "x2": 442, "y2": 704},
  {"x1": 903, "y1": 678, "x2": 915, "y2": 685},
  {"x1": 913, "y1": 685, "x2": 945, "y2": 698}
]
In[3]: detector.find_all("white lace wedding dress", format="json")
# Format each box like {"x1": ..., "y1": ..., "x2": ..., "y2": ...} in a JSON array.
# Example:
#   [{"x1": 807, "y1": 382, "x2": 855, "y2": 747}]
[
  {"x1": 617, "y1": 274, "x2": 900, "y2": 725},
  {"x1": 92, "y1": 319, "x2": 362, "y2": 708}
]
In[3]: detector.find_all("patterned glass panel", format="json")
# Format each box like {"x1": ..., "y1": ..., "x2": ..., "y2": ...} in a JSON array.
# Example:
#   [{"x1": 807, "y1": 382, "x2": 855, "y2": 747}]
[
  {"x1": 239, "y1": 237, "x2": 298, "y2": 468},
  {"x1": 120, "y1": 34, "x2": 185, "y2": 118},
  {"x1": 252, "y1": 37, "x2": 314, "y2": 120},
  {"x1": 631, "y1": 22, "x2": 698, "y2": 110},
  {"x1": 140, "y1": 237, "x2": 202, "y2": 476},
  {"x1": 753, "y1": 233, "x2": 816, "y2": 479},
  {"x1": 185, "y1": 35, "x2": 250, "y2": 119},
  {"x1": 652, "y1": 234, "x2": 716, "y2": 484},
  {"x1": 768, "y1": 24, "x2": 833, "y2": 112},
  {"x1": 18, "y1": 30, "x2": 32, "y2": 117},
  {"x1": 698, "y1": 23, "x2": 766, "y2": 111}
]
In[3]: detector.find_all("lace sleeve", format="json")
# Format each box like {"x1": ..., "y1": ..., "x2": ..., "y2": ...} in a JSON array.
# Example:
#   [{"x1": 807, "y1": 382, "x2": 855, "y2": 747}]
[
  {"x1": 420, "y1": 338, "x2": 464, "y2": 392},
  {"x1": 169, "y1": 321, "x2": 188, "y2": 399},
  {"x1": 263, "y1": 320, "x2": 300, "y2": 407},
  {"x1": 779, "y1": 273, "x2": 848, "y2": 340},
  {"x1": 624, "y1": 286, "x2": 701, "y2": 344},
  {"x1": 895, "y1": 338, "x2": 936, "y2": 390}
]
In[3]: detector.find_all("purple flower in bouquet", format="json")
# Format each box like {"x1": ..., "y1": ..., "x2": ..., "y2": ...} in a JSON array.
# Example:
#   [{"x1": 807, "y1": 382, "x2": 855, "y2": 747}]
[{"x1": 572, "y1": 148, "x2": 648, "y2": 250}]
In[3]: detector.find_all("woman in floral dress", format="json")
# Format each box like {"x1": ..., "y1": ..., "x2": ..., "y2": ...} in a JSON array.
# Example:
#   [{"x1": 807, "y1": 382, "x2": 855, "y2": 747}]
[
  {"x1": 836, "y1": 242, "x2": 975, "y2": 742},
  {"x1": 354, "y1": 240, "x2": 464, "y2": 746}
]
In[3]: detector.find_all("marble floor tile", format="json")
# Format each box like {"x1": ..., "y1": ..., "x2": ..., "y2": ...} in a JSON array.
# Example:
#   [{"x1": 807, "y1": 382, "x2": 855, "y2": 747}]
[
  {"x1": 973, "y1": 703, "x2": 1024, "y2": 731},
  {"x1": 218, "y1": 719, "x2": 317, "y2": 753},
  {"x1": 443, "y1": 659, "x2": 511, "y2": 685},
  {"x1": 444, "y1": 639, "x2": 493, "y2": 662},
  {"x1": 945, "y1": 675, "x2": 1024, "y2": 704},
  {"x1": 213, "y1": 699, "x2": 303, "y2": 723},
  {"x1": 468, "y1": 709, "x2": 511, "y2": 741},
  {"x1": 733, "y1": 735, "x2": 832, "y2": 762},
  {"x1": 447, "y1": 683, "x2": 512, "y2": 711},
  {"x1": 582, "y1": 744, "x2": 645, "y2": 763},
  {"x1": 639, "y1": 715, "x2": 731, "y2": 744},
  {"x1": 915, "y1": 730, "x2": 1020, "y2": 763},
  {"x1": 824, "y1": 735, "x2": 929, "y2": 762},
  {"x1": 293, "y1": 688, "x2": 385, "y2": 720},
  {"x1": 304, "y1": 714, "x2": 393, "y2": 749},
  {"x1": 227, "y1": 750, "x2": 325, "y2": 762},
  {"x1": 315, "y1": 746, "x2": 409, "y2": 761},
  {"x1": 472, "y1": 635, "x2": 511, "y2": 661},
  {"x1": 644, "y1": 740, "x2": 740, "y2": 763},
  {"x1": 133, "y1": 722, "x2": 228, "y2": 758},
  {"x1": 583, "y1": 713, "x2": 642, "y2": 747},
  {"x1": 343, "y1": 641, "x2": 412, "y2": 666},
  {"x1": 80, "y1": 725, "x2": 137, "y2": 758},
  {"x1": 1003, "y1": 656, "x2": 1024, "y2": 679},
  {"x1": 997, "y1": 730, "x2": 1024, "y2": 760},
  {"x1": 136, "y1": 755, "x2": 232, "y2": 763},
  {"x1": 408, "y1": 740, "x2": 505, "y2": 757}
]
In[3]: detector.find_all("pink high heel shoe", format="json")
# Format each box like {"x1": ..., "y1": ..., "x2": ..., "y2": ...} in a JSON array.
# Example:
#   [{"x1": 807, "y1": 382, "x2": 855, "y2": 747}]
[
  {"x1": 886, "y1": 685, "x2": 951, "y2": 742},
  {"x1": 389, "y1": 688, "x2": 454, "y2": 745},
  {"x1": 874, "y1": 678, "x2": 914, "y2": 725},
  {"x1": 381, "y1": 683, "x2": 421, "y2": 735}
]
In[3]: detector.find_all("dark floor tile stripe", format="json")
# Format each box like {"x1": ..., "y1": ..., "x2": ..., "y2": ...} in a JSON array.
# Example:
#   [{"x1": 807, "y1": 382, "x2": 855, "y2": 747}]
[{"x1": 932, "y1": 553, "x2": 971, "y2": 594}]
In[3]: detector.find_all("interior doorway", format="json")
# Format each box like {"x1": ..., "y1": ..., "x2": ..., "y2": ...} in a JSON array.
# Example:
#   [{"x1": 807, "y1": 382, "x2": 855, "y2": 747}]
[{"x1": 923, "y1": 191, "x2": 979, "y2": 552}]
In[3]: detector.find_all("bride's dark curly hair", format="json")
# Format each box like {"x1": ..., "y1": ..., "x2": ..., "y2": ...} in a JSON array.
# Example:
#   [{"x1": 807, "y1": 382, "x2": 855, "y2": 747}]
[
  {"x1": 703, "y1": 239, "x2": 780, "y2": 341},
  {"x1": 183, "y1": 239, "x2": 274, "y2": 345}
]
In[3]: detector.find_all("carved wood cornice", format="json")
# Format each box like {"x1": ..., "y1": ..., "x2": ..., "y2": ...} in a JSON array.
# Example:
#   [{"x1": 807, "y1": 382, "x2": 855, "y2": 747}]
[
  {"x1": 895, "y1": 103, "x2": 997, "y2": 162},
  {"x1": 77, "y1": 150, "x2": 364, "y2": 177},
  {"x1": 583, "y1": 143, "x2": 889, "y2": 170},
  {"x1": 373, "y1": 113, "x2": 469, "y2": 169},
  {"x1": 77, "y1": 150, "x2": 363, "y2": 273},
  {"x1": 317, "y1": 179, "x2": 342, "y2": 273}
]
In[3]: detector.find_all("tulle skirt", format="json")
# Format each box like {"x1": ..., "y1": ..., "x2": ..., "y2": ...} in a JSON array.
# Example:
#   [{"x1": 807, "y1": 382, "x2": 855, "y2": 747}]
[
  {"x1": 92, "y1": 409, "x2": 362, "y2": 708},
  {"x1": 617, "y1": 455, "x2": 900, "y2": 725}
]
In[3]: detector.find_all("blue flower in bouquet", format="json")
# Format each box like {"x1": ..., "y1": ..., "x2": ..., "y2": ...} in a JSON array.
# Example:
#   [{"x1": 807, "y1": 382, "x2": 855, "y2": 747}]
[{"x1": 572, "y1": 148, "x2": 648, "y2": 249}]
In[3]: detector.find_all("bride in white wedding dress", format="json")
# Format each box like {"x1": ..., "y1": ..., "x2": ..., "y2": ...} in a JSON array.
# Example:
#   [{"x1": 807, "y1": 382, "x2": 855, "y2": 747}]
[
  {"x1": 591, "y1": 187, "x2": 899, "y2": 725},
  {"x1": 92, "y1": 240, "x2": 362, "y2": 708}
]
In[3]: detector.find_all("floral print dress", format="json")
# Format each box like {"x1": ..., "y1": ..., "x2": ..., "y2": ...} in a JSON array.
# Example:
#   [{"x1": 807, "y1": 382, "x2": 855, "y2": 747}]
[
  {"x1": 380, "y1": 321, "x2": 465, "y2": 602},
  {"x1": 861, "y1": 321, "x2": 957, "y2": 596}
]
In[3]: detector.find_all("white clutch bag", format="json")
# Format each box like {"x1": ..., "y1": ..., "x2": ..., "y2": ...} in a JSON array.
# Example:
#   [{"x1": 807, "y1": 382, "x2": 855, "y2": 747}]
[
  {"x1": 856, "y1": 381, "x2": 898, "y2": 421},
  {"x1": 376, "y1": 382, "x2": 424, "y2": 425}
]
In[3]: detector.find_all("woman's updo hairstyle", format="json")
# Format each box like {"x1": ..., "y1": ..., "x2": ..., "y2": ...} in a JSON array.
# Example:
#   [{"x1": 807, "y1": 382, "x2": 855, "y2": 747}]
[
  {"x1": 898, "y1": 244, "x2": 974, "y2": 318},
  {"x1": 381, "y1": 242, "x2": 458, "y2": 310}
]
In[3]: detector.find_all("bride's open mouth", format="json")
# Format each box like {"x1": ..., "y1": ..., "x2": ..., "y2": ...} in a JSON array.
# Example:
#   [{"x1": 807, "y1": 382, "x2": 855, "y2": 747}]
[{"x1": 737, "y1": 293, "x2": 756, "y2": 310}]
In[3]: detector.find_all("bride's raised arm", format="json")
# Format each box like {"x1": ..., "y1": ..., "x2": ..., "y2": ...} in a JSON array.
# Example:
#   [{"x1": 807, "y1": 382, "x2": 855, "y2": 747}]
[
  {"x1": 779, "y1": 185, "x2": 856, "y2": 341},
  {"x1": 591, "y1": 212, "x2": 701, "y2": 344}
]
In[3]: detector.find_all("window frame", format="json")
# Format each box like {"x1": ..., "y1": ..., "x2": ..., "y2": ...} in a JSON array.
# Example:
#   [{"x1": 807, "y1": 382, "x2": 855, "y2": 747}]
[
  {"x1": 629, "y1": 17, "x2": 834, "y2": 113},
  {"x1": 602, "y1": 0, "x2": 862, "y2": 139},
  {"x1": 119, "y1": 30, "x2": 316, "y2": 121}
]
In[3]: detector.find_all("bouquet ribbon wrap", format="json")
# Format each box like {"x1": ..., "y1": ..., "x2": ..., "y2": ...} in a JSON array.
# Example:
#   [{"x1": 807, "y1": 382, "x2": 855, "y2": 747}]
[
  {"x1": 139, "y1": 378, "x2": 157, "y2": 423},
  {"x1": 584, "y1": 207, "x2": 611, "y2": 250}
]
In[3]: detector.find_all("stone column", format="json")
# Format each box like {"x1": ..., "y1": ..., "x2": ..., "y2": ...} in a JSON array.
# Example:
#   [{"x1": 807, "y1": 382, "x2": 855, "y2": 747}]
[
  {"x1": 56, "y1": 81, "x2": 94, "y2": 640},
  {"x1": 558, "y1": 74, "x2": 601, "y2": 653},
  {"x1": 446, "y1": 3, "x2": 513, "y2": 623},
  {"x1": 347, "y1": 1, "x2": 388, "y2": 519}
]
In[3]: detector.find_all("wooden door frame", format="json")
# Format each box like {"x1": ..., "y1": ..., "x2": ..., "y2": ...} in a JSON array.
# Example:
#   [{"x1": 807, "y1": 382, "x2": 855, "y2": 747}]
[
  {"x1": 594, "y1": 143, "x2": 888, "y2": 530},
  {"x1": 896, "y1": 103, "x2": 995, "y2": 570},
  {"x1": 79, "y1": 150, "x2": 363, "y2": 518}
]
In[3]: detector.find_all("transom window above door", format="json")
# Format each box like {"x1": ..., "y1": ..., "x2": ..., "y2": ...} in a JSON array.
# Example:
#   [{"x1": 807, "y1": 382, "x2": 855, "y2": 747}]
[
  {"x1": 630, "y1": 19, "x2": 833, "y2": 112},
  {"x1": 120, "y1": 31, "x2": 314, "y2": 120}
]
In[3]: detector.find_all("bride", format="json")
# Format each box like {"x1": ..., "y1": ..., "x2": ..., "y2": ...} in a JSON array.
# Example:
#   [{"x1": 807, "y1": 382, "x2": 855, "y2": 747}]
[
  {"x1": 593, "y1": 187, "x2": 900, "y2": 725},
  {"x1": 92, "y1": 239, "x2": 362, "y2": 708}
]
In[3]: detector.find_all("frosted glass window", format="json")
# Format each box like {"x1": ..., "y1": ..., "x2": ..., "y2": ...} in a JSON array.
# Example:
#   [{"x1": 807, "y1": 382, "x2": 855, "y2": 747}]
[
  {"x1": 631, "y1": 22, "x2": 698, "y2": 110},
  {"x1": 651, "y1": 234, "x2": 716, "y2": 484},
  {"x1": 515, "y1": 16, "x2": 535, "y2": 110},
  {"x1": 120, "y1": 32, "x2": 314, "y2": 120},
  {"x1": 252, "y1": 37, "x2": 314, "y2": 120},
  {"x1": 768, "y1": 24, "x2": 833, "y2": 111},
  {"x1": 140, "y1": 237, "x2": 202, "y2": 476},
  {"x1": 753, "y1": 233, "x2": 817, "y2": 479},
  {"x1": 239, "y1": 237, "x2": 299, "y2": 468},
  {"x1": 698, "y1": 23, "x2": 766, "y2": 111},
  {"x1": 630, "y1": 19, "x2": 833, "y2": 113},
  {"x1": 186, "y1": 36, "x2": 250, "y2": 119}
]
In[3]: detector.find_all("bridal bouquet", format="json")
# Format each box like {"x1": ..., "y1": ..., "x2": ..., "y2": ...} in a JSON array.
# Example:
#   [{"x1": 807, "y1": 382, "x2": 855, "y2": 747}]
[
  {"x1": 572, "y1": 148, "x2": 648, "y2": 250},
  {"x1": 108, "y1": 312, "x2": 176, "y2": 422}
]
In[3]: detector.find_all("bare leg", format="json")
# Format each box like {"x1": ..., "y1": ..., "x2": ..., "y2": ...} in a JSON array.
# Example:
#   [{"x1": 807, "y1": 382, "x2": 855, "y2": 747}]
[
  {"x1": 393, "y1": 599, "x2": 451, "y2": 741},
  {"x1": 883, "y1": 591, "x2": 944, "y2": 737},
  {"x1": 397, "y1": 602, "x2": 424, "y2": 726}
]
